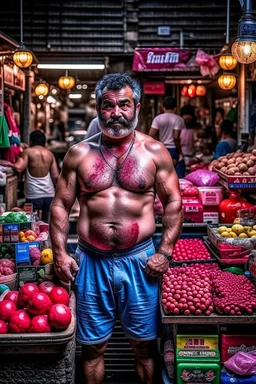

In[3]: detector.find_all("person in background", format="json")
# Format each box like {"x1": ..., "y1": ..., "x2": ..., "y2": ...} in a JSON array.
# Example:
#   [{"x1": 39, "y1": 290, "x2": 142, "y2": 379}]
[
  {"x1": 84, "y1": 116, "x2": 100, "y2": 139},
  {"x1": 180, "y1": 104, "x2": 197, "y2": 166},
  {"x1": 12, "y1": 130, "x2": 59, "y2": 222},
  {"x1": 50, "y1": 73, "x2": 183, "y2": 384},
  {"x1": 214, "y1": 107, "x2": 225, "y2": 144},
  {"x1": 213, "y1": 119, "x2": 237, "y2": 159},
  {"x1": 148, "y1": 96, "x2": 185, "y2": 178}
]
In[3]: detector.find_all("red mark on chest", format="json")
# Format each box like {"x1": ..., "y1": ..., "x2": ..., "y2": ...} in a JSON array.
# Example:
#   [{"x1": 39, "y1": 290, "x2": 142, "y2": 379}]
[{"x1": 86, "y1": 158, "x2": 110, "y2": 187}]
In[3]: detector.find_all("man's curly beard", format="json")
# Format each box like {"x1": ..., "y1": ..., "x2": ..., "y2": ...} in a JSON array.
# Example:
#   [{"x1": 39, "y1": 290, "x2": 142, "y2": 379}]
[{"x1": 98, "y1": 110, "x2": 139, "y2": 138}]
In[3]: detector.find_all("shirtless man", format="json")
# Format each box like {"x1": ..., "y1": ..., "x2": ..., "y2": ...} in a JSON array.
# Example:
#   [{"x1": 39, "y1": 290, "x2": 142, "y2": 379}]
[
  {"x1": 50, "y1": 73, "x2": 182, "y2": 384},
  {"x1": 12, "y1": 130, "x2": 59, "y2": 222}
]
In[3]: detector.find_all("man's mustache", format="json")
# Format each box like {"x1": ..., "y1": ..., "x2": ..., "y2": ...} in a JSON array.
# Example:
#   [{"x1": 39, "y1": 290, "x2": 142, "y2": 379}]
[{"x1": 106, "y1": 117, "x2": 128, "y2": 126}]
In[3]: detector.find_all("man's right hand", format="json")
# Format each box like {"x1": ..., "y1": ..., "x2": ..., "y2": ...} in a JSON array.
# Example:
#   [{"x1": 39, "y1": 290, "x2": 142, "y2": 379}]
[{"x1": 54, "y1": 254, "x2": 79, "y2": 282}]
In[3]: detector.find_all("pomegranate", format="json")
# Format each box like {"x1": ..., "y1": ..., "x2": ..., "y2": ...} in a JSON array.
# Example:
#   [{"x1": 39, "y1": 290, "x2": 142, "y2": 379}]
[
  {"x1": 8, "y1": 310, "x2": 31, "y2": 333},
  {"x1": 0, "y1": 299, "x2": 17, "y2": 321},
  {"x1": 49, "y1": 303, "x2": 72, "y2": 330},
  {"x1": 0, "y1": 320, "x2": 8, "y2": 334},
  {"x1": 27, "y1": 292, "x2": 53, "y2": 316},
  {"x1": 38, "y1": 281, "x2": 56, "y2": 296},
  {"x1": 4, "y1": 291, "x2": 19, "y2": 305},
  {"x1": 29, "y1": 315, "x2": 52, "y2": 333},
  {"x1": 18, "y1": 283, "x2": 39, "y2": 308},
  {"x1": 49, "y1": 287, "x2": 69, "y2": 306}
]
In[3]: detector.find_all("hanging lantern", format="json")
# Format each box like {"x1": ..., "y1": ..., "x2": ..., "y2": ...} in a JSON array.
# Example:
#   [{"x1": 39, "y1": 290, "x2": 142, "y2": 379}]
[
  {"x1": 188, "y1": 84, "x2": 196, "y2": 98},
  {"x1": 13, "y1": 46, "x2": 33, "y2": 68},
  {"x1": 181, "y1": 86, "x2": 188, "y2": 97},
  {"x1": 58, "y1": 75, "x2": 75, "y2": 89},
  {"x1": 219, "y1": 53, "x2": 237, "y2": 70},
  {"x1": 218, "y1": 74, "x2": 236, "y2": 90},
  {"x1": 232, "y1": 41, "x2": 256, "y2": 64},
  {"x1": 196, "y1": 85, "x2": 206, "y2": 97},
  {"x1": 35, "y1": 82, "x2": 49, "y2": 97}
]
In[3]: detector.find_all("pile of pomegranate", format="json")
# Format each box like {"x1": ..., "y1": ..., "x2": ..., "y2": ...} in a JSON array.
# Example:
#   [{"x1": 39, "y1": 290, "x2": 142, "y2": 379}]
[
  {"x1": 172, "y1": 239, "x2": 211, "y2": 262},
  {"x1": 0, "y1": 282, "x2": 72, "y2": 334},
  {"x1": 162, "y1": 263, "x2": 256, "y2": 316}
]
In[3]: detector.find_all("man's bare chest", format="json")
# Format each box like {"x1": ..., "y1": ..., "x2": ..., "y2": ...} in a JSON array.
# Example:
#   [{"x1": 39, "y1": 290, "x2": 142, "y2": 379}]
[{"x1": 78, "y1": 153, "x2": 154, "y2": 193}]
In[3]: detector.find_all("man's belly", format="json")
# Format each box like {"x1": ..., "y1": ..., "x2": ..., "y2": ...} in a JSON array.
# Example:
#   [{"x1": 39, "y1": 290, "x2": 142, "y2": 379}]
[{"x1": 77, "y1": 214, "x2": 156, "y2": 250}]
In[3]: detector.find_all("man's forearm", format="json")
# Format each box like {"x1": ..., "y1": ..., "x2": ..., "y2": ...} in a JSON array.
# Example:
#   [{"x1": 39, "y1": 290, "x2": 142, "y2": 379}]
[
  {"x1": 158, "y1": 200, "x2": 183, "y2": 255},
  {"x1": 49, "y1": 203, "x2": 70, "y2": 259}
]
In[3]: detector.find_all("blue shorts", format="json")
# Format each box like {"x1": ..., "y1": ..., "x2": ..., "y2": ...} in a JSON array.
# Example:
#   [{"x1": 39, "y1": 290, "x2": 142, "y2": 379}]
[{"x1": 74, "y1": 238, "x2": 159, "y2": 345}]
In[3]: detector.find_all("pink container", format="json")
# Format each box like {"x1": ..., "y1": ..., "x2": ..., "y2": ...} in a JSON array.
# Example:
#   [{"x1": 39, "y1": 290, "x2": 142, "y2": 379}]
[
  {"x1": 198, "y1": 186, "x2": 224, "y2": 206},
  {"x1": 39, "y1": 224, "x2": 49, "y2": 233}
]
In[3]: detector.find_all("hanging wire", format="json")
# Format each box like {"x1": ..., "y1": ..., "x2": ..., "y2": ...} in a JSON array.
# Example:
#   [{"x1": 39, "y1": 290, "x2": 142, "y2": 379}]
[{"x1": 20, "y1": 0, "x2": 23, "y2": 44}]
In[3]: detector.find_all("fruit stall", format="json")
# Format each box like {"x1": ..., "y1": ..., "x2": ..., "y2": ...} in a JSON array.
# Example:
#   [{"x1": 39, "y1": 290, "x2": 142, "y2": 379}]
[
  {"x1": 155, "y1": 149, "x2": 256, "y2": 384},
  {"x1": 0, "y1": 211, "x2": 76, "y2": 384}
]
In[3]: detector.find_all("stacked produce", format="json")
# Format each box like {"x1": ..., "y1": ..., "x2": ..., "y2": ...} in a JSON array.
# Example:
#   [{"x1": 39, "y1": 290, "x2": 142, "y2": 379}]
[
  {"x1": 162, "y1": 263, "x2": 256, "y2": 316},
  {"x1": 212, "y1": 271, "x2": 256, "y2": 315},
  {"x1": 211, "y1": 149, "x2": 256, "y2": 176},
  {"x1": 162, "y1": 264, "x2": 218, "y2": 316},
  {"x1": 172, "y1": 239, "x2": 212, "y2": 262},
  {"x1": 0, "y1": 282, "x2": 72, "y2": 333},
  {"x1": 218, "y1": 224, "x2": 256, "y2": 239}
]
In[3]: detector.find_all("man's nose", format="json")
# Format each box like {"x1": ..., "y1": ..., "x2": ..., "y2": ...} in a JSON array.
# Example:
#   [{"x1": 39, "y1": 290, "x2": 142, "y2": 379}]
[{"x1": 111, "y1": 106, "x2": 121, "y2": 117}]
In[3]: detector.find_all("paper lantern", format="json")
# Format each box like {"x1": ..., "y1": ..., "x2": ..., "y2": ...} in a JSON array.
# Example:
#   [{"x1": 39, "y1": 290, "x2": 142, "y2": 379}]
[
  {"x1": 196, "y1": 85, "x2": 206, "y2": 97},
  {"x1": 232, "y1": 41, "x2": 256, "y2": 64},
  {"x1": 188, "y1": 84, "x2": 196, "y2": 98},
  {"x1": 35, "y1": 83, "x2": 49, "y2": 97},
  {"x1": 13, "y1": 47, "x2": 33, "y2": 68},
  {"x1": 219, "y1": 54, "x2": 237, "y2": 70},
  {"x1": 58, "y1": 75, "x2": 75, "y2": 89},
  {"x1": 181, "y1": 86, "x2": 188, "y2": 97},
  {"x1": 218, "y1": 74, "x2": 236, "y2": 90}
]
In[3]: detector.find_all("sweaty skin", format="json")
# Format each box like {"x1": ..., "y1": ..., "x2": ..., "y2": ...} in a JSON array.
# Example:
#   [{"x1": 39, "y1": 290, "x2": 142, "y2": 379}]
[{"x1": 50, "y1": 87, "x2": 182, "y2": 283}]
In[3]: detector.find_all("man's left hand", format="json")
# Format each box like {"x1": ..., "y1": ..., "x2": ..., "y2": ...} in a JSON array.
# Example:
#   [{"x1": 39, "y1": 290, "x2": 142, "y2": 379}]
[{"x1": 144, "y1": 253, "x2": 170, "y2": 278}]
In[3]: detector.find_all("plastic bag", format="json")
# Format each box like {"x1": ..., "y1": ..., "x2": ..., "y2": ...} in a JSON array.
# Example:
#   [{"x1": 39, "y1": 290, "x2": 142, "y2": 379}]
[
  {"x1": 185, "y1": 169, "x2": 219, "y2": 187},
  {"x1": 179, "y1": 178, "x2": 193, "y2": 192},
  {"x1": 224, "y1": 351, "x2": 256, "y2": 376}
]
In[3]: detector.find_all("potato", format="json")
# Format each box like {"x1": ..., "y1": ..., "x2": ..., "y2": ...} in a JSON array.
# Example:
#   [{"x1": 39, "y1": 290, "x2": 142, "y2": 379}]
[
  {"x1": 227, "y1": 158, "x2": 235, "y2": 165},
  {"x1": 249, "y1": 155, "x2": 256, "y2": 162},
  {"x1": 235, "y1": 157, "x2": 243, "y2": 163},
  {"x1": 234, "y1": 172, "x2": 242, "y2": 175},
  {"x1": 238, "y1": 163, "x2": 248, "y2": 172},
  {"x1": 247, "y1": 160, "x2": 254, "y2": 168},
  {"x1": 252, "y1": 148, "x2": 256, "y2": 156},
  {"x1": 243, "y1": 172, "x2": 250, "y2": 175},
  {"x1": 215, "y1": 161, "x2": 224, "y2": 170},
  {"x1": 248, "y1": 167, "x2": 255, "y2": 175},
  {"x1": 227, "y1": 168, "x2": 236, "y2": 175},
  {"x1": 220, "y1": 166, "x2": 228, "y2": 174}
]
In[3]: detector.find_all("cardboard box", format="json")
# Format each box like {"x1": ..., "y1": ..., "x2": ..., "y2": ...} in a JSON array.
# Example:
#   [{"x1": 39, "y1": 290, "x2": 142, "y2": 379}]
[
  {"x1": 203, "y1": 206, "x2": 219, "y2": 224},
  {"x1": 198, "y1": 186, "x2": 224, "y2": 206},
  {"x1": 17, "y1": 263, "x2": 54, "y2": 287},
  {"x1": 3, "y1": 224, "x2": 19, "y2": 243},
  {"x1": 177, "y1": 362, "x2": 220, "y2": 384},
  {"x1": 182, "y1": 199, "x2": 203, "y2": 223}
]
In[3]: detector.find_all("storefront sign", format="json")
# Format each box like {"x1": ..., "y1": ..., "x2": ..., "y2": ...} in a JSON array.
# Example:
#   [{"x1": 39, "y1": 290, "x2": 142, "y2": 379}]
[
  {"x1": 143, "y1": 81, "x2": 165, "y2": 94},
  {"x1": 132, "y1": 47, "x2": 192, "y2": 72}
]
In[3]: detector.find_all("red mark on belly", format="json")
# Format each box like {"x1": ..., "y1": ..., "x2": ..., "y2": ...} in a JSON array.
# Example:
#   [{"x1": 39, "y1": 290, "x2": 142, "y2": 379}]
[{"x1": 125, "y1": 222, "x2": 139, "y2": 247}]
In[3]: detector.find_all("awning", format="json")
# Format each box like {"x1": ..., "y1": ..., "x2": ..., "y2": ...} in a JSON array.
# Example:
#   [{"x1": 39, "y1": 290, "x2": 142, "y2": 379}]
[{"x1": 132, "y1": 47, "x2": 199, "y2": 72}]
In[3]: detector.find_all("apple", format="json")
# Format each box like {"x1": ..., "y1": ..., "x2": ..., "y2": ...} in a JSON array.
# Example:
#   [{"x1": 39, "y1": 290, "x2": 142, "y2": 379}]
[
  {"x1": 4, "y1": 291, "x2": 19, "y2": 305},
  {"x1": 27, "y1": 292, "x2": 53, "y2": 316},
  {"x1": 38, "y1": 281, "x2": 56, "y2": 296},
  {"x1": 0, "y1": 320, "x2": 7, "y2": 334},
  {"x1": 49, "y1": 287, "x2": 69, "y2": 306},
  {"x1": 49, "y1": 304, "x2": 72, "y2": 330},
  {"x1": 18, "y1": 283, "x2": 39, "y2": 308},
  {"x1": 8, "y1": 310, "x2": 31, "y2": 333},
  {"x1": 29, "y1": 315, "x2": 52, "y2": 333},
  {"x1": 0, "y1": 299, "x2": 17, "y2": 321}
]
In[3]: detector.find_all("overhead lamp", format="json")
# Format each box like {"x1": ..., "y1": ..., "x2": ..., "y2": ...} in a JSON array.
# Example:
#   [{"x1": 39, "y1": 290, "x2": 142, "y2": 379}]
[
  {"x1": 181, "y1": 86, "x2": 188, "y2": 97},
  {"x1": 196, "y1": 85, "x2": 206, "y2": 96},
  {"x1": 35, "y1": 82, "x2": 49, "y2": 97},
  {"x1": 218, "y1": 73, "x2": 236, "y2": 90},
  {"x1": 69, "y1": 94, "x2": 82, "y2": 99},
  {"x1": 38, "y1": 63, "x2": 105, "y2": 70},
  {"x1": 231, "y1": 0, "x2": 256, "y2": 64},
  {"x1": 13, "y1": 0, "x2": 33, "y2": 68},
  {"x1": 187, "y1": 84, "x2": 196, "y2": 98},
  {"x1": 219, "y1": 0, "x2": 237, "y2": 71},
  {"x1": 58, "y1": 71, "x2": 75, "y2": 89}
]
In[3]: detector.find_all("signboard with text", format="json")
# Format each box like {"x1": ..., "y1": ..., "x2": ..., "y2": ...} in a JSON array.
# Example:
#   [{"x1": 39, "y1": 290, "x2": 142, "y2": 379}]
[{"x1": 132, "y1": 47, "x2": 192, "y2": 72}]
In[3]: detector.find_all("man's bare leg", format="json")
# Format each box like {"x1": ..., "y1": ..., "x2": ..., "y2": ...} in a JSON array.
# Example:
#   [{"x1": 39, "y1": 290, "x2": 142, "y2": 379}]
[
  {"x1": 81, "y1": 341, "x2": 108, "y2": 384},
  {"x1": 129, "y1": 339, "x2": 160, "y2": 384}
]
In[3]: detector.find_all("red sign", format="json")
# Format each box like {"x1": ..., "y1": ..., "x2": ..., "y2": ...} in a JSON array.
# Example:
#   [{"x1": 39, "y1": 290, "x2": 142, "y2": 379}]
[
  {"x1": 132, "y1": 47, "x2": 192, "y2": 72},
  {"x1": 143, "y1": 81, "x2": 165, "y2": 94}
]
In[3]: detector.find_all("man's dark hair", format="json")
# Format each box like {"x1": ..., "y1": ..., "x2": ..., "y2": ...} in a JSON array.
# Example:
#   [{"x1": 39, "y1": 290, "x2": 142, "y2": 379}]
[
  {"x1": 220, "y1": 119, "x2": 233, "y2": 136},
  {"x1": 180, "y1": 104, "x2": 195, "y2": 117},
  {"x1": 163, "y1": 96, "x2": 176, "y2": 110},
  {"x1": 30, "y1": 130, "x2": 46, "y2": 147},
  {"x1": 215, "y1": 107, "x2": 225, "y2": 117},
  {"x1": 95, "y1": 73, "x2": 141, "y2": 107}
]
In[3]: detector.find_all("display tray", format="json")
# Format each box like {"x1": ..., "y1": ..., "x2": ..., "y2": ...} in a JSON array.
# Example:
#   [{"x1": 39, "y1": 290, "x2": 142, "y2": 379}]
[
  {"x1": 0, "y1": 291, "x2": 76, "y2": 354},
  {"x1": 214, "y1": 168, "x2": 256, "y2": 190},
  {"x1": 204, "y1": 237, "x2": 250, "y2": 265},
  {"x1": 160, "y1": 304, "x2": 256, "y2": 324}
]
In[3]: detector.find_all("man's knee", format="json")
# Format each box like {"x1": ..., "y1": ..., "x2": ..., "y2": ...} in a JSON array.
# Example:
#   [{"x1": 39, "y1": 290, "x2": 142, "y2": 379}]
[
  {"x1": 81, "y1": 341, "x2": 108, "y2": 360},
  {"x1": 129, "y1": 339, "x2": 157, "y2": 359}
]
